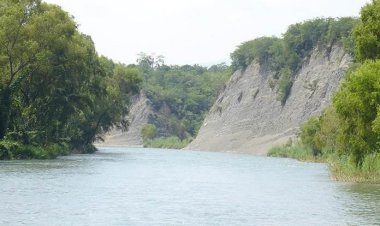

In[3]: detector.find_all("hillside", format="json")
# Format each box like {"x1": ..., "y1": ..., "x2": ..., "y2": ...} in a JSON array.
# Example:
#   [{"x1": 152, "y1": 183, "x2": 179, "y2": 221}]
[
  {"x1": 101, "y1": 17, "x2": 357, "y2": 151},
  {"x1": 100, "y1": 62, "x2": 231, "y2": 148},
  {"x1": 186, "y1": 17, "x2": 357, "y2": 154},
  {"x1": 100, "y1": 93, "x2": 152, "y2": 147},
  {"x1": 186, "y1": 44, "x2": 352, "y2": 154}
]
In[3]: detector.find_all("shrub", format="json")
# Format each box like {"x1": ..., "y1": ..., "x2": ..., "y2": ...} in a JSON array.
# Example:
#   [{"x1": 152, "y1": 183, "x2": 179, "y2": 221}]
[
  {"x1": 268, "y1": 143, "x2": 320, "y2": 162},
  {"x1": 141, "y1": 124, "x2": 157, "y2": 141},
  {"x1": 143, "y1": 136, "x2": 190, "y2": 149}
]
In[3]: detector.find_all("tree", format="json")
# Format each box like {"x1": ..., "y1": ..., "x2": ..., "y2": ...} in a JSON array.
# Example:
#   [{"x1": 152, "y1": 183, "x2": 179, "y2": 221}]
[
  {"x1": 141, "y1": 124, "x2": 157, "y2": 141},
  {"x1": 0, "y1": 1, "x2": 77, "y2": 139},
  {"x1": 333, "y1": 60, "x2": 380, "y2": 164},
  {"x1": 0, "y1": 1, "x2": 142, "y2": 157},
  {"x1": 354, "y1": 0, "x2": 380, "y2": 61}
]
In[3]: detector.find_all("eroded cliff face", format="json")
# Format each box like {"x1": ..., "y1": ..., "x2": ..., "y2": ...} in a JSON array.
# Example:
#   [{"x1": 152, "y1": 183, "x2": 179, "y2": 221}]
[
  {"x1": 99, "y1": 93, "x2": 153, "y2": 147},
  {"x1": 186, "y1": 45, "x2": 352, "y2": 154}
]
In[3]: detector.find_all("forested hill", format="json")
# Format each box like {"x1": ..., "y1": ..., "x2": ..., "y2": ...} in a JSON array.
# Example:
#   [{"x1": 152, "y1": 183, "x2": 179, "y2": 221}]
[
  {"x1": 134, "y1": 55, "x2": 231, "y2": 148},
  {"x1": 0, "y1": 0, "x2": 142, "y2": 159}
]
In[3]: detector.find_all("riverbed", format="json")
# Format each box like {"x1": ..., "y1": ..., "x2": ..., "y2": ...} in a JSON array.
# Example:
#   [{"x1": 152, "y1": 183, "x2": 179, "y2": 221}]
[{"x1": 0, "y1": 147, "x2": 379, "y2": 225}]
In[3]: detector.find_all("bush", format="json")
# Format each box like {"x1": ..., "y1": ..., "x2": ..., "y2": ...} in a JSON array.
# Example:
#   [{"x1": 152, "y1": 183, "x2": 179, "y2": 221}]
[
  {"x1": 328, "y1": 153, "x2": 380, "y2": 183},
  {"x1": 230, "y1": 37, "x2": 282, "y2": 70},
  {"x1": 143, "y1": 136, "x2": 190, "y2": 149},
  {"x1": 268, "y1": 143, "x2": 320, "y2": 162},
  {"x1": 268, "y1": 143, "x2": 380, "y2": 183},
  {"x1": 0, "y1": 140, "x2": 20, "y2": 160},
  {"x1": 299, "y1": 117, "x2": 322, "y2": 155},
  {"x1": 0, "y1": 140, "x2": 70, "y2": 160},
  {"x1": 333, "y1": 60, "x2": 380, "y2": 164},
  {"x1": 141, "y1": 124, "x2": 157, "y2": 141}
]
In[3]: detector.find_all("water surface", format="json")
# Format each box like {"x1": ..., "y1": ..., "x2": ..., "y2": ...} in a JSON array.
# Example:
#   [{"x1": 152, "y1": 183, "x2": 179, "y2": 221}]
[{"x1": 0, "y1": 147, "x2": 379, "y2": 225}]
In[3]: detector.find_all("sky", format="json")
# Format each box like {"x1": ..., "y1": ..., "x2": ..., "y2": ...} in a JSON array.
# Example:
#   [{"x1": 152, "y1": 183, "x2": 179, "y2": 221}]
[{"x1": 43, "y1": 0, "x2": 371, "y2": 66}]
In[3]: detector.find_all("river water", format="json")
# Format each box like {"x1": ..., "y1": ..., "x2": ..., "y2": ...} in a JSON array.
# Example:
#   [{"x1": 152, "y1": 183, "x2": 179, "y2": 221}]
[{"x1": 0, "y1": 147, "x2": 379, "y2": 225}]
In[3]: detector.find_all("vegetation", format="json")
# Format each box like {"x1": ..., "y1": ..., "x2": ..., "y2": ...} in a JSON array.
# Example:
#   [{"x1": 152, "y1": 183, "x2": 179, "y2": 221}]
[
  {"x1": 268, "y1": 142, "x2": 322, "y2": 162},
  {"x1": 354, "y1": 0, "x2": 380, "y2": 61},
  {"x1": 135, "y1": 14, "x2": 364, "y2": 150},
  {"x1": 143, "y1": 136, "x2": 191, "y2": 149},
  {"x1": 292, "y1": 61, "x2": 380, "y2": 183},
  {"x1": 269, "y1": 1, "x2": 380, "y2": 183},
  {"x1": 270, "y1": 81, "x2": 380, "y2": 184},
  {"x1": 0, "y1": 1, "x2": 141, "y2": 159},
  {"x1": 231, "y1": 17, "x2": 358, "y2": 104},
  {"x1": 137, "y1": 54, "x2": 231, "y2": 148},
  {"x1": 141, "y1": 124, "x2": 157, "y2": 141},
  {"x1": 268, "y1": 142, "x2": 380, "y2": 183},
  {"x1": 0, "y1": 1, "x2": 230, "y2": 153}
]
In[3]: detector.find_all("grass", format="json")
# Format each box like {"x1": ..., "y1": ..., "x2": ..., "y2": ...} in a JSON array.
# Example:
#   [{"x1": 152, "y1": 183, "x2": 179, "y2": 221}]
[
  {"x1": 268, "y1": 143, "x2": 380, "y2": 183},
  {"x1": 143, "y1": 136, "x2": 191, "y2": 149},
  {"x1": 268, "y1": 143, "x2": 322, "y2": 162},
  {"x1": 328, "y1": 153, "x2": 380, "y2": 183}
]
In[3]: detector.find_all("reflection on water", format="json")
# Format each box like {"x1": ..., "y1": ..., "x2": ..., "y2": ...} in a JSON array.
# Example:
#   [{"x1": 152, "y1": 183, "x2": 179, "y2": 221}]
[{"x1": 0, "y1": 147, "x2": 379, "y2": 226}]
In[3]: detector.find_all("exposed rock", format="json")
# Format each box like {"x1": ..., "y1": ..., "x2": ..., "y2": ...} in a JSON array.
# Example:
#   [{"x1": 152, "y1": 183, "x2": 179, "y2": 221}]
[
  {"x1": 98, "y1": 92, "x2": 153, "y2": 147},
  {"x1": 186, "y1": 45, "x2": 352, "y2": 154}
]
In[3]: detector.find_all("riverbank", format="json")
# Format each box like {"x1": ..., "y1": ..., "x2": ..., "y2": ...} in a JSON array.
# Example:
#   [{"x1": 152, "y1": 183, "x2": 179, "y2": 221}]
[
  {"x1": 0, "y1": 140, "x2": 97, "y2": 160},
  {"x1": 268, "y1": 144, "x2": 380, "y2": 184}
]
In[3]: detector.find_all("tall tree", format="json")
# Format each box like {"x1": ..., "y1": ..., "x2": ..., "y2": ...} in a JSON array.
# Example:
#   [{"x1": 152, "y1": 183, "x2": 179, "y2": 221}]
[{"x1": 0, "y1": 0, "x2": 77, "y2": 139}]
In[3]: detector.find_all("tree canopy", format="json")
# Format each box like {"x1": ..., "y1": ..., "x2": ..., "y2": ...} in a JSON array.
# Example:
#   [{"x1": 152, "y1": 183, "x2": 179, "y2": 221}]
[
  {"x1": 0, "y1": 0, "x2": 141, "y2": 159},
  {"x1": 354, "y1": 0, "x2": 380, "y2": 61}
]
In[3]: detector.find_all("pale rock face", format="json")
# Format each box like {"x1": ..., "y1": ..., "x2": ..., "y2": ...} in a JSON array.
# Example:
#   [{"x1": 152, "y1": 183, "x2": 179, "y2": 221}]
[
  {"x1": 98, "y1": 92, "x2": 152, "y2": 147},
  {"x1": 186, "y1": 45, "x2": 352, "y2": 154}
]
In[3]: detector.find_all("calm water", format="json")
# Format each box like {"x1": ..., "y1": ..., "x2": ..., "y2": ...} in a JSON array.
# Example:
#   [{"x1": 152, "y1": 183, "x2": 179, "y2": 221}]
[{"x1": 0, "y1": 147, "x2": 379, "y2": 226}]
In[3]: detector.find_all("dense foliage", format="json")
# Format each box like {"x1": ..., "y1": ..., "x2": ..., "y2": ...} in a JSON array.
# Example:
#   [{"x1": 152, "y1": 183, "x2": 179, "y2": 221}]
[
  {"x1": 0, "y1": 0, "x2": 141, "y2": 159},
  {"x1": 137, "y1": 54, "x2": 231, "y2": 147},
  {"x1": 231, "y1": 17, "x2": 358, "y2": 104},
  {"x1": 354, "y1": 0, "x2": 380, "y2": 61}
]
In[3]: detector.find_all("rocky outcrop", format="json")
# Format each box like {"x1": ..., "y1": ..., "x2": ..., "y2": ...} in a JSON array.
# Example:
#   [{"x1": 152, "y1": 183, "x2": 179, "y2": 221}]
[
  {"x1": 186, "y1": 45, "x2": 352, "y2": 154},
  {"x1": 98, "y1": 93, "x2": 153, "y2": 147}
]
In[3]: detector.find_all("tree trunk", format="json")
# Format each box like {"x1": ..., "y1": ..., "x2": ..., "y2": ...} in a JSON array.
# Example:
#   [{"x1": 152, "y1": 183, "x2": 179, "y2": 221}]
[{"x1": 0, "y1": 88, "x2": 11, "y2": 139}]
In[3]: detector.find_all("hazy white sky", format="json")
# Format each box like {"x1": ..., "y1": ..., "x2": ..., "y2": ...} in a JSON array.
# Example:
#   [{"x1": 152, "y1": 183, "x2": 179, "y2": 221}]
[{"x1": 44, "y1": 0, "x2": 370, "y2": 66}]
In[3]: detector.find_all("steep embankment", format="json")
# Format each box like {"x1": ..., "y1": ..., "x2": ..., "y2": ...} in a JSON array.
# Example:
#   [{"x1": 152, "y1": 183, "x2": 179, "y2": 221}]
[
  {"x1": 187, "y1": 45, "x2": 352, "y2": 154},
  {"x1": 99, "y1": 93, "x2": 153, "y2": 147}
]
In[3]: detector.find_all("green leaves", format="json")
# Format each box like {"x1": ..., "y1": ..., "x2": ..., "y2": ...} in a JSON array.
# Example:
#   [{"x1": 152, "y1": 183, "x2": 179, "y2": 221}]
[
  {"x1": 231, "y1": 37, "x2": 282, "y2": 70},
  {"x1": 0, "y1": 1, "x2": 142, "y2": 157},
  {"x1": 141, "y1": 55, "x2": 231, "y2": 143},
  {"x1": 302, "y1": 61, "x2": 380, "y2": 166},
  {"x1": 333, "y1": 61, "x2": 380, "y2": 162},
  {"x1": 141, "y1": 124, "x2": 157, "y2": 141},
  {"x1": 354, "y1": 0, "x2": 380, "y2": 61}
]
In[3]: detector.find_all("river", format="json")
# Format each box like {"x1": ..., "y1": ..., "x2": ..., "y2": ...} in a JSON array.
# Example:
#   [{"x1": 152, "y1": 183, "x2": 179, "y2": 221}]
[{"x1": 0, "y1": 147, "x2": 379, "y2": 225}]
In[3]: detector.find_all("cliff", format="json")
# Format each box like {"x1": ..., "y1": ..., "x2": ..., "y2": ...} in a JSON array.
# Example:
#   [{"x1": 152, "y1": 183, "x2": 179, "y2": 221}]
[
  {"x1": 186, "y1": 45, "x2": 352, "y2": 154},
  {"x1": 99, "y1": 93, "x2": 153, "y2": 147}
]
